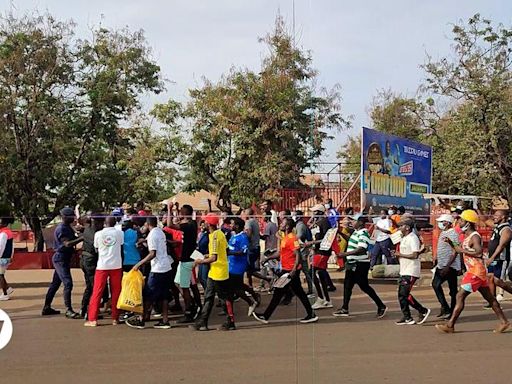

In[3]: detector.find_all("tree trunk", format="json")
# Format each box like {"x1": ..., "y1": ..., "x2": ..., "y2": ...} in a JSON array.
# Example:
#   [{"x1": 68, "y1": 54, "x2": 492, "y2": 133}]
[{"x1": 27, "y1": 216, "x2": 45, "y2": 252}]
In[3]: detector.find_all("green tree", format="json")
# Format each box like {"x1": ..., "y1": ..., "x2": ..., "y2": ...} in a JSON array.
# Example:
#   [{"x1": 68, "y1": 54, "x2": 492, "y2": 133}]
[
  {"x1": 181, "y1": 16, "x2": 349, "y2": 212},
  {"x1": 423, "y1": 14, "x2": 512, "y2": 202},
  {"x1": 0, "y1": 13, "x2": 163, "y2": 249}
]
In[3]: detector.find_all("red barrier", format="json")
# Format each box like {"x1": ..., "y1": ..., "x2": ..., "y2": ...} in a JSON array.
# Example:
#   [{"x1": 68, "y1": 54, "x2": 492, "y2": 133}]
[{"x1": 10, "y1": 250, "x2": 81, "y2": 269}]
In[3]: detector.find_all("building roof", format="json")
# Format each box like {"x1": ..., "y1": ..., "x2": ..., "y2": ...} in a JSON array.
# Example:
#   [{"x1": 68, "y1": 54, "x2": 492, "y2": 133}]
[{"x1": 162, "y1": 190, "x2": 239, "y2": 212}]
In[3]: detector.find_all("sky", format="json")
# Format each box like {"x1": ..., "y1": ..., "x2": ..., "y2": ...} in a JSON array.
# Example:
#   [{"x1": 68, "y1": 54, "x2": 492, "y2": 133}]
[{"x1": 3, "y1": 0, "x2": 511, "y2": 167}]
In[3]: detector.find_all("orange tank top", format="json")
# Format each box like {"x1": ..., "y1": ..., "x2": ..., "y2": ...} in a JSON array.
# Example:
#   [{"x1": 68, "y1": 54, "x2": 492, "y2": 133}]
[{"x1": 462, "y1": 231, "x2": 486, "y2": 280}]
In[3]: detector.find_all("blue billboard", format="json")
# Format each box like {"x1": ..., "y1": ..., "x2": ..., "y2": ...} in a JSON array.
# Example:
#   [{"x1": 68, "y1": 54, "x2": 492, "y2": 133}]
[{"x1": 361, "y1": 127, "x2": 432, "y2": 215}]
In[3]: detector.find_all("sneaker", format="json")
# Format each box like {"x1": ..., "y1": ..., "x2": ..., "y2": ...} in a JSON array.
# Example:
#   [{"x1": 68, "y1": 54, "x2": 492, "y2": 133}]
[
  {"x1": 307, "y1": 293, "x2": 316, "y2": 300},
  {"x1": 189, "y1": 323, "x2": 209, "y2": 331},
  {"x1": 319, "y1": 300, "x2": 333, "y2": 309},
  {"x1": 442, "y1": 312, "x2": 452, "y2": 320},
  {"x1": 6, "y1": 287, "x2": 14, "y2": 296},
  {"x1": 217, "y1": 321, "x2": 236, "y2": 331},
  {"x1": 152, "y1": 312, "x2": 163, "y2": 319},
  {"x1": 300, "y1": 313, "x2": 319, "y2": 324},
  {"x1": 332, "y1": 308, "x2": 349, "y2": 317},
  {"x1": 154, "y1": 321, "x2": 171, "y2": 329},
  {"x1": 126, "y1": 318, "x2": 146, "y2": 329},
  {"x1": 395, "y1": 317, "x2": 416, "y2": 325},
  {"x1": 376, "y1": 306, "x2": 388, "y2": 319},
  {"x1": 247, "y1": 302, "x2": 257, "y2": 317},
  {"x1": 311, "y1": 298, "x2": 326, "y2": 310},
  {"x1": 0, "y1": 294, "x2": 9, "y2": 301},
  {"x1": 436, "y1": 309, "x2": 450, "y2": 318},
  {"x1": 327, "y1": 286, "x2": 337, "y2": 292},
  {"x1": 435, "y1": 323, "x2": 454, "y2": 333},
  {"x1": 497, "y1": 294, "x2": 505, "y2": 302},
  {"x1": 121, "y1": 312, "x2": 136, "y2": 322},
  {"x1": 42, "y1": 307, "x2": 61, "y2": 316},
  {"x1": 65, "y1": 310, "x2": 81, "y2": 319},
  {"x1": 494, "y1": 322, "x2": 511, "y2": 333},
  {"x1": 417, "y1": 308, "x2": 431, "y2": 325},
  {"x1": 83, "y1": 321, "x2": 98, "y2": 327},
  {"x1": 252, "y1": 312, "x2": 269, "y2": 324},
  {"x1": 483, "y1": 303, "x2": 492, "y2": 310}
]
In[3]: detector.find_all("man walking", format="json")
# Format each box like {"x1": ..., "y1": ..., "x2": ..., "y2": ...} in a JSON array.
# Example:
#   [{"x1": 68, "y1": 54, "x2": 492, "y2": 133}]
[
  {"x1": 244, "y1": 208, "x2": 261, "y2": 288},
  {"x1": 333, "y1": 214, "x2": 387, "y2": 318},
  {"x1": 42, "y1": 207, "x2": 83, "y2": 319},
  {"x1": 394, "y1": 218, "x2": 431, "y2": 325},
  {"x1": 127, "y1": 216, "x2": 174, "y2": 329},
  {"x1": 0, "y1": 215, "x2": 15, "y2": 301},
  {"x1": 431, "y1": 214, "x2": 461, "y2": 319},
  {"x1": 192, "y1": 213, "x2": 236, "y2": 331},
  {"x1": 84, "y1": 216, "x2": 124, "y2": 327},
  {"x1": 436, "y1": 210, "x2": 510, "y2": 333},
  {"x1": 485, "y1": 210, "x2": 512, "y2": 304}
]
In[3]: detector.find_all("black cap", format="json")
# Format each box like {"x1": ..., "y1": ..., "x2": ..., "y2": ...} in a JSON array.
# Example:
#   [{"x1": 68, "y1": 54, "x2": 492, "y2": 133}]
[{"x1": 60, "y1": 207, "x2": 75, "y2": 217}]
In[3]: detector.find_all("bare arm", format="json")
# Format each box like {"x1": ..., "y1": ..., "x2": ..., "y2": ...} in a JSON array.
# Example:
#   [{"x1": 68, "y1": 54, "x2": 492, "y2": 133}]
[{"x1": 487, "y1": 227, "x2": 512, "y2": 264}]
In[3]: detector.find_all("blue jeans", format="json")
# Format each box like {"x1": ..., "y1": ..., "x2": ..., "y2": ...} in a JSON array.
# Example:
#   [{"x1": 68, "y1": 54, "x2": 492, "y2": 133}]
[
  {"x1": 44, "y1": 255, "x2": 73, "y2": 310},
  {"x1": 370, "y1": 238, "x2": 394, "y2": 268},
  {"x1": 198, "y1": 264, "x2": 209, "y2": 289}
]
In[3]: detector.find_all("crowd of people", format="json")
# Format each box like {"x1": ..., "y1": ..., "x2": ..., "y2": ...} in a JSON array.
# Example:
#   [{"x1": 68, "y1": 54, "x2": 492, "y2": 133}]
[{"x1": 2, "y1": 199, "x2": 512, "y2": 333}]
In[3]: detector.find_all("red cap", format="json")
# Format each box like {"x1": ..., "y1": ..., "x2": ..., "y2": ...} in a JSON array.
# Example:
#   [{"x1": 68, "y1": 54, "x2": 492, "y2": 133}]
[{"x1": 204, "y1": 213, "x2": 219, "y2": 226}]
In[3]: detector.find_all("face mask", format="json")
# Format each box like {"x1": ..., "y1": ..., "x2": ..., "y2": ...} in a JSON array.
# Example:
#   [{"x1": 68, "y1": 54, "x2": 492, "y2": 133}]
[
  {"x1": 388, "y1": 210, "x2": 395, "y2": 216},
  {"x1": 461, "y1": 223, "x2": 470, "y2": 232},
  {"x1": 438, "y1": 222, "x2": 445, "y2": 231}
]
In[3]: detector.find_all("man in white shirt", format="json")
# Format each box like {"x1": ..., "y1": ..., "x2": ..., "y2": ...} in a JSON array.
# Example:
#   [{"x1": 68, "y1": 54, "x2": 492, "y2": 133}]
[
  {"x1": 394, "y1": 218, "x2": 430, "y2": 326},
  {"x1": 127, "y1": 216, "x2": 173, "y2": 330},
  {"x1": 370, "y1": 209, "x2": 395, "y2": 269},
  {"x1": 84, "y1": 216, "x2": 124, "y2": 327}
]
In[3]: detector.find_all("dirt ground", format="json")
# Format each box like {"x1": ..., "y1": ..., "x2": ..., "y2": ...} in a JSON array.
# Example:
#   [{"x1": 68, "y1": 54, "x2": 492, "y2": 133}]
[{"x1": 1, "y1": 269, "x2": 512, "y2": 384}]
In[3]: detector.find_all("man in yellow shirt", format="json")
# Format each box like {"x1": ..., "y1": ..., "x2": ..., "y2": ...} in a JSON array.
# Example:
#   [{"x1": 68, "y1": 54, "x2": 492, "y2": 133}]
[{"x1": 192, "y1": 213, "x2": 235, "y2": 331}]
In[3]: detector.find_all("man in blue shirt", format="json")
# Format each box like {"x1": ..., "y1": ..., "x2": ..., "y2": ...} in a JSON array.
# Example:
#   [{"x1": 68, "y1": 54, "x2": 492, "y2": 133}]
[
  {"x1": 228, "y1": 217, "x2": 259, "y2": 316},
  {"x1": 43, "y1": 207, "x2": 84, "y2": 318},
  {"x1": 122, "y1": 219, "x2": 141, "y2": 271}
]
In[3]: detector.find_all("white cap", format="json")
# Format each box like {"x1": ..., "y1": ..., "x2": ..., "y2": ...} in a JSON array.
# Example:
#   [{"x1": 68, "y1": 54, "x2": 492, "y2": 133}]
[
  {"x1": 310, "y1": 204, "x2": 326, "y2": 213},
  {"x1": 436, "y1": 214, "x2": 454, "y2": 223}
]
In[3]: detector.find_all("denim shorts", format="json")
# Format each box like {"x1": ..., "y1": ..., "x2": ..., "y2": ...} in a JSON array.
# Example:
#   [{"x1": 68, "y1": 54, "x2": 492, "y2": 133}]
[
  {"x1": 144, "y1": 271, "x2": 172, "y2": 302},
  {"x1": 0, "y1": 258, "x2": 10, "y2": 274}
]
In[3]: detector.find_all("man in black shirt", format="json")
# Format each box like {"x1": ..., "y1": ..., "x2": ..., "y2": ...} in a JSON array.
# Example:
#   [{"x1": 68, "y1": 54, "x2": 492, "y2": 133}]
[
  {"x1": 79, "y1": 213, "x2": 104, "y2": 319},
  {"x1": 167, "y1": 204, "x2": 202, "y2": 323},
  {"x1": 486, "y1": 210, "x2": 512, "y2": 302}
]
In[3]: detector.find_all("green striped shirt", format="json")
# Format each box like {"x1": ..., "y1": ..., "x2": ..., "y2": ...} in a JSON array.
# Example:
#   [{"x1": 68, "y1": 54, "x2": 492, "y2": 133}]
[{"x1": 347, "y1": 228, "x2": 371, "y2": 262}]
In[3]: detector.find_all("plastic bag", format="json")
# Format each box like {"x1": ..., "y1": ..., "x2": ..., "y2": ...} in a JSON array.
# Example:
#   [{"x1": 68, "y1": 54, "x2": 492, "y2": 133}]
[{"x1": 117, "y1": 270, "x2": 145, "y2": 313}]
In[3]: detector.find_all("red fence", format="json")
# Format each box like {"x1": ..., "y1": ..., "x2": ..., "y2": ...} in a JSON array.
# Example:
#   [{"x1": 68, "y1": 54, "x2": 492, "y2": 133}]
[{"x1": 276, "y1": 186, "x2": 361, "y2": 213}]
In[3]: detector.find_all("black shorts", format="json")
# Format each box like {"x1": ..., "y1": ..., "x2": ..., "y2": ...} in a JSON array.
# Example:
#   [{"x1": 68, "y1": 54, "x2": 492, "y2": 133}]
[
  {"x1": 213, "y1": 279, "x2": 233, "y2": 301},
  {"x1": 144, "y1": 271, "x2": 172, "y2": 303},
  {"x1": 247, "y1": 247, "x2": 261, "y2": 273}
]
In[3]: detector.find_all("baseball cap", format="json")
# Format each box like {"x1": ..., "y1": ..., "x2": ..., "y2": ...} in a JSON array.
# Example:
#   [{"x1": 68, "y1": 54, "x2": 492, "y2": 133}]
[
  {"x1": 111, "y1": 207, "x2": 123, "y2": 217},
  {"x1": 60, "y1": 207, "x2": 75, "y2": 217},
  {"x1": 436, "y1": 214, "x2": 454, "y2": 223},
  {"x1": 204, "y1": 213, "x2": 219, "y2": 226},
  {"x1": 311, "y1": 204, "x2": 326, "y2": 213}
]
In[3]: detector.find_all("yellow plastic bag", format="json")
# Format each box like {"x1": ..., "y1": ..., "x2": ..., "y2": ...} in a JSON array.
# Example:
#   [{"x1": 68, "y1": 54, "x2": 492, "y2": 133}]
[{"x1": 117, "y1": 270, "x2": 145, "y2": 313}]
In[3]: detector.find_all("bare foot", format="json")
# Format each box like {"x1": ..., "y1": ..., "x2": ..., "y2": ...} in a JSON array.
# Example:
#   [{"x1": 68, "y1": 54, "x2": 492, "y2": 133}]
[
  {"x1": 435, "y1": 324, "x2": 454, "y2": 334},
  {"x1": 84, "y1": 321, "x2": 98, "y2": 327},
  {"x1": 494, "y1": 322, "x2": 511, "y2": 333}
]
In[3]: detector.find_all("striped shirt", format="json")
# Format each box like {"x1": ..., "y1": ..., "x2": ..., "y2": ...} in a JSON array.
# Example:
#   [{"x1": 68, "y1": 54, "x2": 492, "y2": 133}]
[
  {"x1": 436, "y1": 228, "x2": 461, "y2": 270},
  {"x1": 346, "y1": 228, "x2": 371, "y2": 262}
]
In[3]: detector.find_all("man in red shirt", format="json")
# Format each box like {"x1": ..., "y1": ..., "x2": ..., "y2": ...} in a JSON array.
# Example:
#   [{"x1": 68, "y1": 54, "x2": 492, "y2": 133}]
[{"x1": 252, "y1": 218, "x2": 318, "y2": 324}]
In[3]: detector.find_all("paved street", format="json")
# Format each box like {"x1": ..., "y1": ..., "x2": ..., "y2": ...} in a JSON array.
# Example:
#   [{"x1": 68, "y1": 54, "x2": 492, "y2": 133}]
[{"x1": 1, "y1": 269, "x2": 512, "y2": 384}]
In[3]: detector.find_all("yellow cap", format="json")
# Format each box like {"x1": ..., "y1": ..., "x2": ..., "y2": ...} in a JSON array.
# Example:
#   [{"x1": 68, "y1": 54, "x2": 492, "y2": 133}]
[{"x1": 460, "y1": 209, "x2": 479, "y2": 224}]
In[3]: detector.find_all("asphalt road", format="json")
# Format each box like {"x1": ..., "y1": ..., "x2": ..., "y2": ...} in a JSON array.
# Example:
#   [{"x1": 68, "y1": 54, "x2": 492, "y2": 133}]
[{"x1": 1, "y1": 270, "x2": 512, "y2": 384}]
